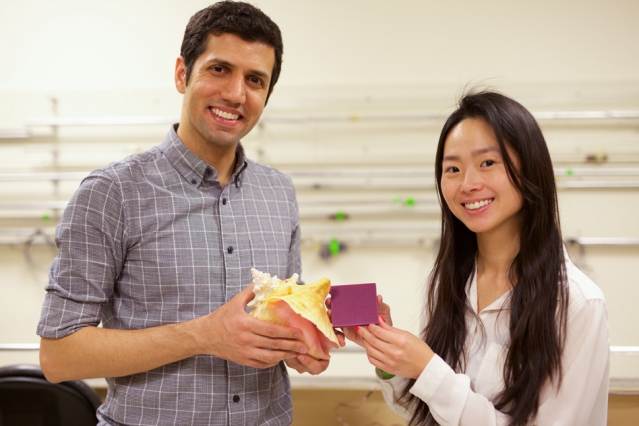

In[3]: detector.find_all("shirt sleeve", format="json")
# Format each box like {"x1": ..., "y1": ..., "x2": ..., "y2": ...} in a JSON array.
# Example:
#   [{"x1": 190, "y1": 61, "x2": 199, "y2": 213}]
[
  {"x1": 407, "y1": 299, "x2": 609, "y2": 426},
  {"x1": 285, "y1": 179, "x2": 302, "y2": 280},
  {"x1": 37, "y1": 171, "x2": 127, "y2": 339}
]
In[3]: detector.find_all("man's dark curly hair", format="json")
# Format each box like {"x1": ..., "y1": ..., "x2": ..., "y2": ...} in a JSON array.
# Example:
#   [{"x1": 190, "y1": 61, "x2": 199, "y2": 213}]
[{"x1": 180, "y1": 1, "x2": 283, "y2": 103}]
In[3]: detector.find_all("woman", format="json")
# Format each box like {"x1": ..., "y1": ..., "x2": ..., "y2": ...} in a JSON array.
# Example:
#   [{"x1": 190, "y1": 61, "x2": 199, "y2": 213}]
[{"x1": 345, "y1": 91, "x2": 609, "y2": 425}]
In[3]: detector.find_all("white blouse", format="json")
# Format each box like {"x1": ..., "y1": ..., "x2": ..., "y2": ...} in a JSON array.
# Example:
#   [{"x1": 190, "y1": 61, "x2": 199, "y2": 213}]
[{"x1": 379, "y1": 252, "x2": 610, "y2": 425}]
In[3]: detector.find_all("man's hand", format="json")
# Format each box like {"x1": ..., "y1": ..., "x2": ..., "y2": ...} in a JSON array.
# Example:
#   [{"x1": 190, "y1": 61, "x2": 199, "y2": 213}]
[
  {"x1": 285, "y1": 354, "x2": 329, "y2": 375},
  {"x1": 325, "y1": 297, "x2": 346, "y2": 347},
  {"x1": 197, "y1": 284, "x2": 309, "y2": 369}
]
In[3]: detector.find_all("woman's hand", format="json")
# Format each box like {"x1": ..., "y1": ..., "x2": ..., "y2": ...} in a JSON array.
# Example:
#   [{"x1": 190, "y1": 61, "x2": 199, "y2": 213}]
[
  {"x1": 342, "y1": 295, "x2": 392, "y2": 347},
  {"x1": 356, "y1": 316, "x2": 434, "y2": 379}
]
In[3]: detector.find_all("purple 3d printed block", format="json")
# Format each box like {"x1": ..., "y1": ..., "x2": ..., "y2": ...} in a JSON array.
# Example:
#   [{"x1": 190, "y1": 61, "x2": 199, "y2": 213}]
[{"x1": 329, "y1": 283, "x2": 379, "y2": 327}]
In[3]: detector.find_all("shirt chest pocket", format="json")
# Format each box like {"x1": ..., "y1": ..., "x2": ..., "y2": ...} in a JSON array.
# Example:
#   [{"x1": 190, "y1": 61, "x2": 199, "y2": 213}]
[
  {"x1": 244, "y1": 231, "x2": 292, "y2": 278},
  {"x1": 473, "y1": 342, "x2": 507, "y2": 402}
]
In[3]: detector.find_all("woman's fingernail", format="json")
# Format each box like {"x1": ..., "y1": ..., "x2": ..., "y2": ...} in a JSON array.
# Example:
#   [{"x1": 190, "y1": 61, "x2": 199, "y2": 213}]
[
  {"x1": 380, "y1": 316, "x2": 386, "y2": 323},
  {"x1": 355, "y1": 326, "x2": 360, "y2": 332}
]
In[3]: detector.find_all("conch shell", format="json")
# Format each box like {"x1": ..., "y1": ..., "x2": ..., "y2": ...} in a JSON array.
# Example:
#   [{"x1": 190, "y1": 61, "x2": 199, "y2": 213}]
[{"x1": 248, "y1": 268, "x2": 340, "y2": 360}]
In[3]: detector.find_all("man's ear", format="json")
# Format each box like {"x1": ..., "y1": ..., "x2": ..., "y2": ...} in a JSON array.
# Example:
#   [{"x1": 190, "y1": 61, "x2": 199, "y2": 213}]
[{"x1": 175, "y1": 56, "x2": 187, "y2": 94}]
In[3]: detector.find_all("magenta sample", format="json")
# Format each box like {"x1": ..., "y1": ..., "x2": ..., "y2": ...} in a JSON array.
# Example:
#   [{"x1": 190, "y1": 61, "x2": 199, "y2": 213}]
[{"x1": 329, "y1": 283, "x2": 379, "y2": 327}]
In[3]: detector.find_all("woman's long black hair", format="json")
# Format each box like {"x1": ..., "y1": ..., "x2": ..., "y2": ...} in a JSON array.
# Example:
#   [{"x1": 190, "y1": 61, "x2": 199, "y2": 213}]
[{"x1": 400, "y1": 91, "x2": 569, "y2": 426}]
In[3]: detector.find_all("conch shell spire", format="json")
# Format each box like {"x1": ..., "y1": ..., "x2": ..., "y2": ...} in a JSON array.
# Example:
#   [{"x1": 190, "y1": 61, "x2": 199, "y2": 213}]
[{"x1": 248, "y1": 268, "x2": 340, "y2": 360}]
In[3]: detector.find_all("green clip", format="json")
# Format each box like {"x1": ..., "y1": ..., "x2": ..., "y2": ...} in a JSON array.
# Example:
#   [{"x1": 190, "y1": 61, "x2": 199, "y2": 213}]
[
  {"x1": 329, "y1": 238, "x2": 341, "y2": 255},
  {"x1": 404, "y1": 197, "x2": 415, "y2": 206},
  {"x1": 334, "y1": 211, "x2": 346, "y2": 221},
  {"x1": 376, "y1": 368, "x2": 396, "y2": 379}
]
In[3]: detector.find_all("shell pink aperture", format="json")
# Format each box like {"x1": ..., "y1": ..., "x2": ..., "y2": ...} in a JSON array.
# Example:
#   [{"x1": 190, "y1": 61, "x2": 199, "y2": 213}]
[{"x1": 247, "y1": 269, "x2": 340, "y2": 360}]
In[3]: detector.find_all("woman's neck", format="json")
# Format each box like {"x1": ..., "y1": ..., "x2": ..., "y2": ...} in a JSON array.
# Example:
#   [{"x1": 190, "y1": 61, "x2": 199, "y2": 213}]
[
  {"x1": 475, "y1": 226, "x2": 520, "y2": 311},
  {"x1": 475, "y1": 216, "x2": 521, "y2": 277}
]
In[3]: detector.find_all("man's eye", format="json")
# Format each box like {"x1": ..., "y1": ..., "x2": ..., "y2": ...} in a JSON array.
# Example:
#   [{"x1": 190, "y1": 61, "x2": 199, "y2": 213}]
[
  {"x1": 211, "y1": 66, "x2": 224, "y2": 73},
  {"x1": 249, "y1": 77, "x2": 263, "y2": 85}
]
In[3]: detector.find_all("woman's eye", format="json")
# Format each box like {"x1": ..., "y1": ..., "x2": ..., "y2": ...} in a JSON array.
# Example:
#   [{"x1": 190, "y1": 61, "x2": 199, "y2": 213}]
[
  {"x1": 481, "y1": 159, "x2": 495, "y2": 167},
  {"x1": 445, "y1": 166, "x2": 459, "y2": 173}
]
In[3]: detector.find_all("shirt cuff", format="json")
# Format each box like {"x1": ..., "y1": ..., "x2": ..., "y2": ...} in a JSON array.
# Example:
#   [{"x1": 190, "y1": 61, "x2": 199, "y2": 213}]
[{"x1": 409, "y1": 354, "x2": 451, "y2": 403}]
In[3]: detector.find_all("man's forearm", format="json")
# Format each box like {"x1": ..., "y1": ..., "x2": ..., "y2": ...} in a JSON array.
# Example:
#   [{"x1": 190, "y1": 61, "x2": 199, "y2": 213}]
[{"x1": 39, "y1": 319, "x2": 203, "y2": 383}]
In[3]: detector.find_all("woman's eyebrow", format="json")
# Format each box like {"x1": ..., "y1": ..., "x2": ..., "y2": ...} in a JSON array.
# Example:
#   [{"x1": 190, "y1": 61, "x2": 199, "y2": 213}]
[{"x1": 442, "y1": 146, "x2": 501, "y2": 162}]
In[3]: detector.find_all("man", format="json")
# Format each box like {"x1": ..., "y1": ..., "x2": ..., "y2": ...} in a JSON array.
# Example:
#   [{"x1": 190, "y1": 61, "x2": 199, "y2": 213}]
[{"x1": 37, "y1": 2, "x2": 330, "y2": 425}]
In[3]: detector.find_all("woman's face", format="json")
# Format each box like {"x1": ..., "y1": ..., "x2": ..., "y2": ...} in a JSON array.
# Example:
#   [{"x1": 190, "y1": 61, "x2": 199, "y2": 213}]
[{"x1": 440, "y1": 118, "x2": 523, "y2": 240}]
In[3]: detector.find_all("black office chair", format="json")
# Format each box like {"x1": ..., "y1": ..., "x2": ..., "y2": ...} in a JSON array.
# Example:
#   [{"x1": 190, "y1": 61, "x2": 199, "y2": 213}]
[{"x1": 0, "y1": 364, "x2": 102, "y2": 426}]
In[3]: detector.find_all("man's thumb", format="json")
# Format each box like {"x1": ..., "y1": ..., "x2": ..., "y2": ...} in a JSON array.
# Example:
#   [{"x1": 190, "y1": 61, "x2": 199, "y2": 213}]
[{"x1": 235, "y1": 283, "x2": 256, "y2": 306}]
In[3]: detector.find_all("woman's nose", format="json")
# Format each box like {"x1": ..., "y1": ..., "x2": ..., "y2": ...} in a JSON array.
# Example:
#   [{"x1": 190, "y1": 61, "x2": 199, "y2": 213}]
[{"x1": 460, "y1": 169, "x2": 483, "y2": 193}]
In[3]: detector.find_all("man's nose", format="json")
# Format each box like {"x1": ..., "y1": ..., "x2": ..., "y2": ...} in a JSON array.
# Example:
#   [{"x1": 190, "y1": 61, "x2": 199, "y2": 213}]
[{"x1": 221, "y1": 75, "x2": 246, "y2": 104}]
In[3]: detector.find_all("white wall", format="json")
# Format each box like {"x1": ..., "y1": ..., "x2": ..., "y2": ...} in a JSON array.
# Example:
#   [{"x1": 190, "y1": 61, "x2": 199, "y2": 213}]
[{"x1": 1, "y1": 0, "x2": 638, "y2": 382}]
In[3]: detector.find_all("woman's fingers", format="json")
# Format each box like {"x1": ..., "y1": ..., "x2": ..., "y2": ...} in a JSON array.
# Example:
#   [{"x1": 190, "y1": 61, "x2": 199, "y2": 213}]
[{"x1": 377, "y1": 295, "x2": 393, "y2": 326}]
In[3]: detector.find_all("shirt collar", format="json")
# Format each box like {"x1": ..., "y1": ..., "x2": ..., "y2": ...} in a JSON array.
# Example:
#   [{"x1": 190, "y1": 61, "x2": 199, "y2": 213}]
[
  {"x1": 160, "y1": 124, "x2": 248, "y2": 188},
  {"x1": 467, "y1": 264, "x2": 513, "y2": 314}
]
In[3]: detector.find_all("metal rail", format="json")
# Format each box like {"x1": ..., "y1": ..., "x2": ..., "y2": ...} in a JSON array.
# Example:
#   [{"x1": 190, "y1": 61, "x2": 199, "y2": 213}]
[
  {"x1": 2, "y1": 168, "x2": 639, "y2": 181},
  {"x1": 1, "y1": 226, "x2": 638, "y2": 248}
]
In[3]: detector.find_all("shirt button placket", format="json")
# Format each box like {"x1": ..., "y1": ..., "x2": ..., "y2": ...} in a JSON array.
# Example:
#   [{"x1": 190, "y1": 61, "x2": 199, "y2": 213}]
[
  {"x1": 219, "y1": 189, "x2": 238, "y2": 304},
  {"x1": 228, "y1": 390, "x2": 244, "y2": 425}
]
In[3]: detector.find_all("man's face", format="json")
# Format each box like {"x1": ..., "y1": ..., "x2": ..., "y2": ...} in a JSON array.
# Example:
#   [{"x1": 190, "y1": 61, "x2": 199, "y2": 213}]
[{"x1": 175, "y1": 33, "x2": 275, "y2": 151}]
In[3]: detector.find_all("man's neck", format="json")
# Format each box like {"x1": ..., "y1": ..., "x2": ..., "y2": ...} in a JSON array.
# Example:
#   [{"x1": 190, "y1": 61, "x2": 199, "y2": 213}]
[
  {"x1": 176, "y1": 130, "x2": 239, "y2": 188},
  {"x1": 205, "y1": 145, "x2": 238, "y2": 188}
]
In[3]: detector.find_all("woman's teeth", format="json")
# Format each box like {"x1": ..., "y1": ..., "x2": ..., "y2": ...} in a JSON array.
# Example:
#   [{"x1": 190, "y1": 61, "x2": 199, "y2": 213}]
[
  {"x1": 211, "y1": 108, "x2": 239, "y2": 120},
  {"x1": 465, "y1": 199, "x2": 493, "y2": 210}
]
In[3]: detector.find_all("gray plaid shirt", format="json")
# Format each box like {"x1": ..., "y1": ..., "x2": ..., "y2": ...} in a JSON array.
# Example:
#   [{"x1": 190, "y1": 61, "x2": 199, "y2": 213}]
[{"x1": 37, "y1": 125, "x2": 301, "y2": 426}]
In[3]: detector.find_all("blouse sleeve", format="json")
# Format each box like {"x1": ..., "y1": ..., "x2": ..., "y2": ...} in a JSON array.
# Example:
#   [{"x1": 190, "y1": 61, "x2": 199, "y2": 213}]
[
  {"x1": 406, "y1": 298, "x2": 609, "y2": 425},
  {"x1": 377, "y1": 374, "x2": 414, "y2": 423},
  {"x1": 534, "y1": 297, "x2": 609, "y2": 425}
]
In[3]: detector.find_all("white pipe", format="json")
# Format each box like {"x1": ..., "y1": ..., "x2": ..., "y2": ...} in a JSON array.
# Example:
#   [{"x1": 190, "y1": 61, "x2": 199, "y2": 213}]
[
  {"x1": 611, "y1": 346, "x2": 639, "y2": 355},
  {"x1": 1, "y1": 343, "x2": 635, "y2": 354},
  {"x1": 0, "y1": 343, "x2": 40, "y2": 351},
  {"x1": 0, "y1": 129, "x2": 30, "y2": 139},
  {"x1": 0, "y1": 201, "x2": 68, "y2": 210},
  {"x1": 0, "y1": 172, "x2": 87, "y2": 181},
  {"x1": 22, "y1": 111, "x2": 639, "y2": 127}
]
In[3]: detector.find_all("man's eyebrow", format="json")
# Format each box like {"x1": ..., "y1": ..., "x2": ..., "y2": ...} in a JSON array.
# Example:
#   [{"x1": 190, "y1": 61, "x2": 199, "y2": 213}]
[
  {"x1": 442, "y1": 146, "x2": 501, "y2": 162},
  {"x1": 207, "y1": 58, "x2": 270, "y2": 80}
]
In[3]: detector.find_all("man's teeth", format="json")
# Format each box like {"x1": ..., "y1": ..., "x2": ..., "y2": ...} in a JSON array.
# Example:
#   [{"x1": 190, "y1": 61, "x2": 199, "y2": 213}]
[
  {"x1": 465, "y1": 199, "x2": 493, "y2": 210},
  {"x1": 211, "y1": 108, "x2": 239, "y2": 120}
]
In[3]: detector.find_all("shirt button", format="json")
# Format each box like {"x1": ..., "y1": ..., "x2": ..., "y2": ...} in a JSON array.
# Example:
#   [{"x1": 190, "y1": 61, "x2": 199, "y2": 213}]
[
  {"x1": 232, "y1": 395, "x2": 240, "y2": 403},
  {"x1": 205, "y1": 168, "x2": 213, "y2": 176},
  {"x1": 222, "y1": 198, "x2": 227, "y2": 205},
  {"x1": 190, "y1": 178, "x2": 197, "y2": 185},
  {"x1": 227, "y1": 246, "x2": 234, "y2": 254}
]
